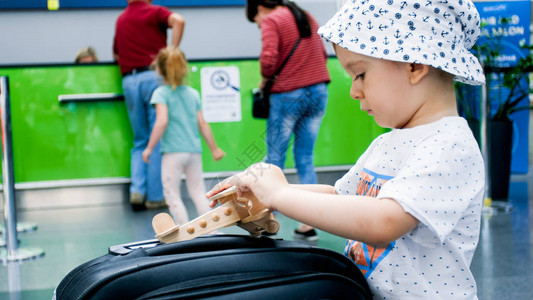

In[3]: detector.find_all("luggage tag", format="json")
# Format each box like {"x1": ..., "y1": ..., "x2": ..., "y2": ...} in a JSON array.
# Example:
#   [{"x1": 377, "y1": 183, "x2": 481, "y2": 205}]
[{"x1": 152, "y1": 186, "x2": 279, "y2": 244}]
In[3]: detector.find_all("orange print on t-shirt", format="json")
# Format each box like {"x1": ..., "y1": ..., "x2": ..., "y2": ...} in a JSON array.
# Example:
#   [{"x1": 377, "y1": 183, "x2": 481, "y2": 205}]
[{"x1": 345, "y1": 168, "x2": 394, "y2": 278}]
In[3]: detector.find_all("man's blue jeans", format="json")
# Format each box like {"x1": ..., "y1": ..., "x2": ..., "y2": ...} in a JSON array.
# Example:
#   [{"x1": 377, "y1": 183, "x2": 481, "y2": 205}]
[
  {"x1": 122, "y1": 70, "x2": 163, "y2": 201},
  {"x1": 266, "y1": 83, "x2": 328, "y2": 184}
]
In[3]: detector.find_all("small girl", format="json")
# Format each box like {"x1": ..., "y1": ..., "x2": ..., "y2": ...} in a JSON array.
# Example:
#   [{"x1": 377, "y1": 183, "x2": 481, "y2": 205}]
[{"x1": 143, "y1": 47, "x2": 225, "y2": 224}]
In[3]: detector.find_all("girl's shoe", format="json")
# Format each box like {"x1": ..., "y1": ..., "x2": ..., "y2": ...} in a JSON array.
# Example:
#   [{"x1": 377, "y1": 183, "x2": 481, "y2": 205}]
[{"x1": 145, "y1": 201, "x2": 167, "y2": 209}]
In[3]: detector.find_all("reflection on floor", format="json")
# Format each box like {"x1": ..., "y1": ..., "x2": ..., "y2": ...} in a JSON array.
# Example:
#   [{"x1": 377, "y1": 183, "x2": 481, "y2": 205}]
[{"x1": 0, "y1": 169, "x2": 531, "y2": 300}]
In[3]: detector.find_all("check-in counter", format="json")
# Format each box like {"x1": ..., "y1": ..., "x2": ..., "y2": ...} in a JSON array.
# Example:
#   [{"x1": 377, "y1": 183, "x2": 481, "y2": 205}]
[{"x1": 0, "y1": 59, "x2": 387, "y2": 207}]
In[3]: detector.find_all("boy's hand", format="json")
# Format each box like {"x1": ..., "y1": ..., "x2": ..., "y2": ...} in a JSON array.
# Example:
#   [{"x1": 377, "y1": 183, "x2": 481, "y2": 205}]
[{"x1": 206, "y1": 163, "x2": 288, "y2": 210}]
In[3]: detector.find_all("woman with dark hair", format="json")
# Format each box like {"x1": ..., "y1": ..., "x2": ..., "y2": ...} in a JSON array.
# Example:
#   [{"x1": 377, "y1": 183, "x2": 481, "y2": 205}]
[{"x1": 246, "y1": 0, "x2": 330, "y2": 241}]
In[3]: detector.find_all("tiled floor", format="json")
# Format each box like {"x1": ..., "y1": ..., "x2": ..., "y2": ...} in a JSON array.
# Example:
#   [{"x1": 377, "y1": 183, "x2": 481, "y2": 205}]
[{"x1": 0, "y1": 168, "x2": 531, "y2": 299}]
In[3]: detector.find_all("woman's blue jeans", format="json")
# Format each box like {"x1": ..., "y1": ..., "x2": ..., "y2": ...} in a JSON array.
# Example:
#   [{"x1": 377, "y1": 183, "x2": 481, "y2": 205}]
[
  {"x1": 122, "y1": 70, "x2": 163, "y2": 201},
  {"x1": 266, "y1": 83, "x2": 328, "y2": 184}
]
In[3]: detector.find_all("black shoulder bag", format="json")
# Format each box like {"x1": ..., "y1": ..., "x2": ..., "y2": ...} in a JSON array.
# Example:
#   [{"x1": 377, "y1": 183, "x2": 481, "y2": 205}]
[{"x1": 252, "y1": 38, "x2": 301, "y2": 119}]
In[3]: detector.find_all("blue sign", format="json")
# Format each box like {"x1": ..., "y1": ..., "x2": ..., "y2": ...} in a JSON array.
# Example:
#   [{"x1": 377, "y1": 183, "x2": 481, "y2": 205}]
[{"x1": 474, "y1": 1, "x2": 530, "y2": 174}]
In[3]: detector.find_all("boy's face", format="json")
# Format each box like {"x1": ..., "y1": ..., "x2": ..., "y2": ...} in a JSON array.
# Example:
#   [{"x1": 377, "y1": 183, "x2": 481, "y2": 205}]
[{"x1": 335, "y1": 45, "x2": 423, "y2": 129}]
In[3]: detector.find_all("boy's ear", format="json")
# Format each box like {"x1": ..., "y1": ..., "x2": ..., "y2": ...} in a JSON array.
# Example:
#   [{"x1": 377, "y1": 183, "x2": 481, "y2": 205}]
[{"x1": 408, "y1": 63, "x2": 429, "y2": 84}]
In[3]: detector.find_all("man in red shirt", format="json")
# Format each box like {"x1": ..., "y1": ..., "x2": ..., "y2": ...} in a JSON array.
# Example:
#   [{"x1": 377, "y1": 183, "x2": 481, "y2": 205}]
[{"x1": 113, "y1": 0, "x2": 185, "y2": 210}]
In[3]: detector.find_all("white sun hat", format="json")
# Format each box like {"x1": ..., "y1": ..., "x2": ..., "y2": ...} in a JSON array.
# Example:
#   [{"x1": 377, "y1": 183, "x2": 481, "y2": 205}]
[{"x1": 318, "y1": 0, "x2": 485, "y2": 85}]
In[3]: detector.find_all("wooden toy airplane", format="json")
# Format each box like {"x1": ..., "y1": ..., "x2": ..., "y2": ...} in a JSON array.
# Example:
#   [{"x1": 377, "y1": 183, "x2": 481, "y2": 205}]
[{"x1": 152, "y1": 186, "x2": 279, "y2": 244}]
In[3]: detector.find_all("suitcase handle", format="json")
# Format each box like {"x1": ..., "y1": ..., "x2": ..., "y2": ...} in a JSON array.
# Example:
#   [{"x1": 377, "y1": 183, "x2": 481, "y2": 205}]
[
  {"x1": 108, "y1": 235, "x2": 311, "y2": 256},
  {"x1": 108, "y1": 239, "x2": 160, "y2": 255},
  {"x1": 146, "y1": 235, "x2": 304, "y2": 257}
]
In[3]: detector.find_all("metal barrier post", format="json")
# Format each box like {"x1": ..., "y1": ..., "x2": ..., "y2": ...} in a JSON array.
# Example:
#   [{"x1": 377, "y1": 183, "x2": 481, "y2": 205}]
[
  {"x1": 0, "y1": 76, "x2": 44, "y2": 262},
  {"x1": 480, "y1": 82, "x2": 491, "y2": 208}
]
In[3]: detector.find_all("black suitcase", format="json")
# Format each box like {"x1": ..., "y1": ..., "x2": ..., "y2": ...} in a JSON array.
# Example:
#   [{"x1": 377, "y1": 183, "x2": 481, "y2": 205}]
[{"x1": 54, "y1": 234, "x2": 372, "y2": 299}]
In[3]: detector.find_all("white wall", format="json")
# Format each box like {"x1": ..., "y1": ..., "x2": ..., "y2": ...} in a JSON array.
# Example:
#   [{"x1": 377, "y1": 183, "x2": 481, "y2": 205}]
[{"x1": 0, "y1": 0, "x2": 338, "y2": 65}]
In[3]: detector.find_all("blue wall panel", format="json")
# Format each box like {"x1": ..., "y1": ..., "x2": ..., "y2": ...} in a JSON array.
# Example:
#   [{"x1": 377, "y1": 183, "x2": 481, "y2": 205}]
[{"x1": 0, "y1": 0, "x2": 245, "y2": 10}]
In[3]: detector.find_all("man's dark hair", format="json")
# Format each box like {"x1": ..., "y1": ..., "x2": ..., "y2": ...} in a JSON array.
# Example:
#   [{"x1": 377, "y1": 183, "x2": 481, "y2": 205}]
[{"x1": 246, "y1": 0, "x2": 312, "y2": 38}]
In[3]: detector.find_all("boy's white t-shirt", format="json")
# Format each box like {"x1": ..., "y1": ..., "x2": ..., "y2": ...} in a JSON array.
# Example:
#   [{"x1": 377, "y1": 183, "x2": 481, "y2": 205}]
[{"x1": 335, "y1": 117, "x2": 484, "y2": 299}]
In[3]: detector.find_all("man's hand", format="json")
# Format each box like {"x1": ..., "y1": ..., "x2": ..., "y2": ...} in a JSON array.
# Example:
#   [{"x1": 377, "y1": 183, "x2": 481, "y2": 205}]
[{"x1": 168, "y1": 13, "x2": 185, "y2": 47}]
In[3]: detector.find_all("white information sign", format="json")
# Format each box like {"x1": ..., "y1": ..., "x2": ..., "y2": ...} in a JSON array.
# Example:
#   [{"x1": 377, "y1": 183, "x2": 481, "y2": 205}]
[{"x1": 200, "y1": 66, "x2": 241, "y2": 123}]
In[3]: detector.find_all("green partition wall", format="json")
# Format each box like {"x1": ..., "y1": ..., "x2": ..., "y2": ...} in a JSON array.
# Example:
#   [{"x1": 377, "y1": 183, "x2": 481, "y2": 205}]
[{"x1": 0, "y1": 59, "x2": 387, "y2": 183}]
